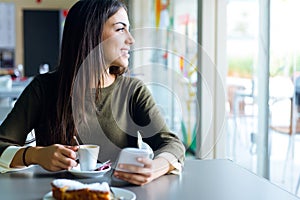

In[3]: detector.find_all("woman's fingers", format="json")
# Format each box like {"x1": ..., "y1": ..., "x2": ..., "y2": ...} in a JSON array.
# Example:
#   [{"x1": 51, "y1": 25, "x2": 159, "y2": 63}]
[
  {"x1": 61, "y1": 146, "x2": 77, "y2": 160},
  {"x1": 114, "y1": 157, "x2": 155, "y2": 185},
  {"x1": 65, "y1": 145, "x2": 79, "y2": 152},
  {"x1": 117, "y1": 163, "x2": 152, "y2": 174},
  {"x1": 114, "y1": 171, "x2": 151, "y2": 185},
  {"x1": 113, "y1": 157, "x2": 171, "y2": 185},
  {"x1": 56, "y1": 146, "x2": 78, "y2": 169},
  {"x1": 55, "y1": 158, "x2": 76, "y2": 170},
  {"x1": 39, "y1": 144, "x2": 77, "y2": 171},
  {"x1": 118, "y1": 157, "x2": 153, "y2": 173}
]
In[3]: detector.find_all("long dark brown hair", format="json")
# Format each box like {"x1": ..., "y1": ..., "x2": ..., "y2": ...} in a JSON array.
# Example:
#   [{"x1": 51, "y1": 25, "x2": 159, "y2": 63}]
[{"x1": 50, "y1": 0, "x2": 127, "y2": 144}]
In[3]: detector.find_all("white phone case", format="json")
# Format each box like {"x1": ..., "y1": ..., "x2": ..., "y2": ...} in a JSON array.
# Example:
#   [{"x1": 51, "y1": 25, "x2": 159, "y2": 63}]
[{"x1": 115, "y1": 147, "x2": 151, "y2": 172}]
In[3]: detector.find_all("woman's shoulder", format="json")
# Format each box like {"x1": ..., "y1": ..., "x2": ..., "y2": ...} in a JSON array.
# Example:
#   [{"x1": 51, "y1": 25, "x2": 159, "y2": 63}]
[
  {"x1": 25, "y1": 70, "x2": 59, "y2": 94},
  {"x1": 33, "y1": 70, "x2": 58, "y2": 82},
  {"x1": 116, "y1": 75, "x2": 151, "y2": 97},
  {"x1": 118, "y1": 75, "x2": 145, "y2": 87},
  {"x1": 30, "y1": 70, "x2": 58, "y2": 87}
]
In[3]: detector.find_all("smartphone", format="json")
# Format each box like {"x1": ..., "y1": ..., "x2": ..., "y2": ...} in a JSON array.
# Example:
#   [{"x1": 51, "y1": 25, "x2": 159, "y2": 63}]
[{"x1": 115, "y1": 147, "x2": 151, "y2": 172}]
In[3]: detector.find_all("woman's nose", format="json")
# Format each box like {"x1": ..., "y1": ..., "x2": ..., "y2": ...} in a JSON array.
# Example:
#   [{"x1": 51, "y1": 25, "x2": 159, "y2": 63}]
[{"x1": 126, "y1": 32, "x2": 135, "y2": 45}]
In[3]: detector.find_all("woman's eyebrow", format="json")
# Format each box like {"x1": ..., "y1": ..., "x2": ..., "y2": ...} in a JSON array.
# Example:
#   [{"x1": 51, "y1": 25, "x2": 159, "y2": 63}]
[{"x1": 113, "y1": 22, "x2": 129, "y2": 27}]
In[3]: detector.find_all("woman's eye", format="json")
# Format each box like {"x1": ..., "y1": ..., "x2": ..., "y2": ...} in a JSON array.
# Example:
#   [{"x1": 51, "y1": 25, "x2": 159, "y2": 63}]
[{"x1": 116, "y1": 28, "x2": 125, "y2": 32}]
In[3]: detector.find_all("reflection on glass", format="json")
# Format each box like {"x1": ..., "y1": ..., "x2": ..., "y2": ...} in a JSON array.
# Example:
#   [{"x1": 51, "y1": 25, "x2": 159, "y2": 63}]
[{"x1": 130, "y1": 0, "x2": 198, "y2": 157}]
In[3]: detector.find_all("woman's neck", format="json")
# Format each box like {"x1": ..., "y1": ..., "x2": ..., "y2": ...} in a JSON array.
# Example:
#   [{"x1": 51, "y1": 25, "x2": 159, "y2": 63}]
[{"x1": 101, "y1": 73, "x2": 116, "y2": 88}]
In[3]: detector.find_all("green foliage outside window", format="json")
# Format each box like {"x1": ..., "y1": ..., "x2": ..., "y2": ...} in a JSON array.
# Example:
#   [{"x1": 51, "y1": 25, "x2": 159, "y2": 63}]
[
  {"x1": 227, "y1": 56, "x2": 253, "y2": 78},
  {"x1": 228, "y1": 54, "x2": 300, "y2": 78}
]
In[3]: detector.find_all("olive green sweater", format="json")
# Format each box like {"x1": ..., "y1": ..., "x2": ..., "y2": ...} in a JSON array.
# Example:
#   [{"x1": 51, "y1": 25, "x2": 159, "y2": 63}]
[{"x1": 0, "y1": 71, "x2": 185, "y2": 164}]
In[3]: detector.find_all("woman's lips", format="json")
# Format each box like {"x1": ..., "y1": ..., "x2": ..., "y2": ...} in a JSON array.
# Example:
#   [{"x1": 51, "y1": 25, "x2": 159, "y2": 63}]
[{"x1": 121, "y1": 49, "x2": 130, "y2": 58}]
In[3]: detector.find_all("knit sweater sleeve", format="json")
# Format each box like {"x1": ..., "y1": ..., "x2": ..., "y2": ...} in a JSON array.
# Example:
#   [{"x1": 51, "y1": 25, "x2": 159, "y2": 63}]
[{"x1": 0, "y1": 77, "x2": 43, "y2": 155}]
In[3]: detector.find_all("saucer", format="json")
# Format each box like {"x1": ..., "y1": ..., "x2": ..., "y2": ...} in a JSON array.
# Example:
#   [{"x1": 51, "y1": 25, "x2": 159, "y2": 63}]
[{"x1": 68, "y1": 163, "x2": 111, "y2": 178}]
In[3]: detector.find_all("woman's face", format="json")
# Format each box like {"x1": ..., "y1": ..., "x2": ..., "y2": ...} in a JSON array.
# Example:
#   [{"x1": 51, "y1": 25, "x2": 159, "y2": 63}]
[{"x1": 102, "y1": 8, "x2": 135, "y2": 69}]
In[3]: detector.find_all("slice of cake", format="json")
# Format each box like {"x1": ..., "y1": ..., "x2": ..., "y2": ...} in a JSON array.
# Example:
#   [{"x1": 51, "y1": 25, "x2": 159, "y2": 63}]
[{"x1": 51, "y1": 179, "x2": 111, "y2": 200}]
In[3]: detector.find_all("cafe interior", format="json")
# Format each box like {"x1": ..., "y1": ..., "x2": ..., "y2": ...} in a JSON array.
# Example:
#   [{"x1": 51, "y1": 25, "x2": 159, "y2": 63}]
[{"x1": 0, "y1": 0, "x2": 300, "y2": 199}]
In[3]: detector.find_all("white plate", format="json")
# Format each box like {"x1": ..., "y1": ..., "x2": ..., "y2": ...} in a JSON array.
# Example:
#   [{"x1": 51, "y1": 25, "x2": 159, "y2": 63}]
[
  {"x1": 111, "y1": 187, "x2": 136, "y2": 200},
  {"x1": 43, "y1": 187, "x2": 136, "y2": 200},
  {"x1": 68, "y1": 163, "x2": 111, "y2": 178}
]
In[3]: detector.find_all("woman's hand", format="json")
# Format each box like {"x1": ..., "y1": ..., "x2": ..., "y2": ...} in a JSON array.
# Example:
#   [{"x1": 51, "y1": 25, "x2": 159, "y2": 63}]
[
  {"x1": 113, "y1": 157, "x2": 172, "y2": 185},
  {"x1": 29, "y1": 144, "x2": 78, "y2": 171}
]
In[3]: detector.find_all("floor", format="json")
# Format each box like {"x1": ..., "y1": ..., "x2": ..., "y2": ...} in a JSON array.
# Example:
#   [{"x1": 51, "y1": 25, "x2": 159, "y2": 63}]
[{"x1": 227, "y1": 115, "x2": 300, "y2": 198}]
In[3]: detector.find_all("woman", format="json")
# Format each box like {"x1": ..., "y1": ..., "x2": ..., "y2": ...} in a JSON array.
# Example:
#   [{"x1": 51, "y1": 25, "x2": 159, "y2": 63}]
[{"x1": 0, "y1": 0, "x2": 185, "y2": 185}]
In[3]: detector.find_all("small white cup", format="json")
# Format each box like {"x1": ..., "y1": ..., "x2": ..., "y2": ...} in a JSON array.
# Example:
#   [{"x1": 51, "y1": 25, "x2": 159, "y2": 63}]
[{"x1": 78, "y1": 144, "x2": 100, "y2": 171}]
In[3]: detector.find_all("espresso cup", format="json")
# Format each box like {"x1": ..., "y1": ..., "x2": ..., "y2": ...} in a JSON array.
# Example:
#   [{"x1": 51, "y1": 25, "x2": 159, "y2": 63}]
[{"x1": 78, "y1": 144, "x2": 100, "y2": 171}]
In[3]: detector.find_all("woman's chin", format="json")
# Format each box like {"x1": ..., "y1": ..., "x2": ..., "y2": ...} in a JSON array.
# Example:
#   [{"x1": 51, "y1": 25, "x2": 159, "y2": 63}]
[{"x1": 113, "y1": 61, "x2": 129, "y2": 68}]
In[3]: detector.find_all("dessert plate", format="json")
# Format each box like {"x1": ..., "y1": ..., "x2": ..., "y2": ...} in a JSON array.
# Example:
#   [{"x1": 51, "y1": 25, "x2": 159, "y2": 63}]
[
  {"x1": 43, "y1": 187, "x2": 136, "y2": 200},
  {"x1": 68, "y1": 163, "x2": 111, "y2": 178}
]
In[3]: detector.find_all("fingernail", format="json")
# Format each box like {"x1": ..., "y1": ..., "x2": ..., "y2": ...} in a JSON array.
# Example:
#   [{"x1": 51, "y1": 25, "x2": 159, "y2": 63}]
[{"x1": 119, "y1": 164, "x2": 123, "y2": 169}]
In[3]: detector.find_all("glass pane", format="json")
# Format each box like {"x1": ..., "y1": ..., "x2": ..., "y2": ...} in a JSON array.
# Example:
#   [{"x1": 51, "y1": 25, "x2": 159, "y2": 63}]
[
  {"x1": 269, "y1": 0, "x2": 300, "y2": 195},
  {"x1": 226, "y1": 0, "x2": 259, "y2": 168},
  {"x1": 226, "y1": 0, "x2": 300, "y2": 195},
  {"x1": 129, "y1": 0, "x2": 198, "y2": 157}
]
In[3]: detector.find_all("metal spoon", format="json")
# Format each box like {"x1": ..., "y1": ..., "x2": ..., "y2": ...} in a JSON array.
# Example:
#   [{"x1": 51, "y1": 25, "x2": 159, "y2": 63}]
[
  {"x1": 94, "y1": 160, "x2": 111, "y2": 171},
  {"x1": 110, "y1": 187, "x2": 127, "y2": 200}
]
